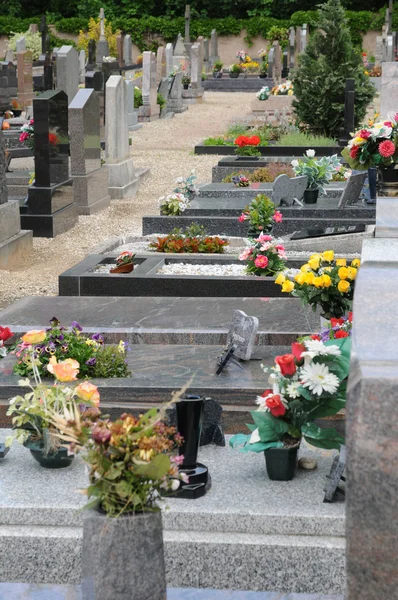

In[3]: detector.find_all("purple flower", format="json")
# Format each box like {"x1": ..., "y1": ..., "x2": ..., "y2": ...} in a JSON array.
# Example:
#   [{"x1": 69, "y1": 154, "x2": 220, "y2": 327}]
[
  {"x1": 71, "y1": 321, "x2": 82, "y2": 332},
  {"x1": 57, "y1": 334, "x2": 64, "y2": 342},
  {"x1": 86, "y1": 357, "x2": 97, "y2": 366},
  {"x1": 91, "y1": 333, "x2": 104, "y2": 343},
  {"x1": 61, "y1": 344, "x2": 69, "y2": 352},
  {"x1": 49, "y1": 317, "x2": 60, "y2": 327}
]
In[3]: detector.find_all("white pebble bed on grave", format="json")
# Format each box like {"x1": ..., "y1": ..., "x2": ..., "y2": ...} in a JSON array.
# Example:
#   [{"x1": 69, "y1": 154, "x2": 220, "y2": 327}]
[{"x1": 156, "y1": 263, "x2": 251, "y2": 276}]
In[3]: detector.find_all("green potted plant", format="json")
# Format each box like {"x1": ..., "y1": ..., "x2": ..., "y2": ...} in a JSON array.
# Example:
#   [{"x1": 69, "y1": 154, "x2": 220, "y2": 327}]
[
  {"x1": 212, "y1": 61, "x2": 223, "y2": 78},
  {"x1": 291, "y1": 150, "x2": 341, "y2": 203},
  {"x1": 230, "y1": 336, "x2": 349, "y2": 480},
  {"x1": 6, "y1": 329, "x2": 100, "y2": 469},
  {"x1": 229, "y1": 63, "x2": 243, "y2": 78},
  {"x1": 181, "y1": 74, "x2": 191, "y2": 89},
  {"x1": 46, "y1": 386, "x2": 188, "y2": 599},
  {"x1": 274, "y1": 250, "x2": 360, "y2": 321},
  {"x1": 237, "y1": 193, "x2": 283, "y2": 237}
]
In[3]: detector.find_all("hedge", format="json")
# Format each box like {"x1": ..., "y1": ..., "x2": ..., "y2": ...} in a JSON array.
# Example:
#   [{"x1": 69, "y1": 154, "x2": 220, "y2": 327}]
[{"x1": 0, "y1": 9, "x2": 394, "y2": 51}]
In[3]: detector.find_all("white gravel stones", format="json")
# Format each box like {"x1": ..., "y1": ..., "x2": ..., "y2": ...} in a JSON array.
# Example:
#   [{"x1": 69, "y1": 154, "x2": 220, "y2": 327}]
[{"x1": 157, "y1": 263, "x2": 249, "y2": 277}]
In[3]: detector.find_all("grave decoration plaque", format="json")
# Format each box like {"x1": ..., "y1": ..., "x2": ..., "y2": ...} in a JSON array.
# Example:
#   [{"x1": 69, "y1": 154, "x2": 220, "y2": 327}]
[
  {"x1": 173, "y1": 395, "x2": 211, "y2": 499},
  {"x1": 0, "y1": 443, "x2": 10, "y2": 459},
  {"x1": 226, "y1": 309, "x2": 259, "y2": 360},
  {"x1": 216, "y1": 341, "x2": 237, "y2": 376},
  {"x1": 291, "y1": 224, "x2": 366, "y2": 240},
  {"x1": 324, "y1": 445, "x2": 346, "y2": 502}
]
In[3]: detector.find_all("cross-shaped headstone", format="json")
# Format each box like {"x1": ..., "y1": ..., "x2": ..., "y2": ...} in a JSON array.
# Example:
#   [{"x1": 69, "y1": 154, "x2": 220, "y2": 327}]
[
  {"x1": 39, "y1": 15, "x2": 48, "y2": 55},
  {"x1": 184, "y1": 5, "x2": 191, "y2": 43},
  {"x1": 99, "y1": 8, "x2": 106, "y2": 40}
]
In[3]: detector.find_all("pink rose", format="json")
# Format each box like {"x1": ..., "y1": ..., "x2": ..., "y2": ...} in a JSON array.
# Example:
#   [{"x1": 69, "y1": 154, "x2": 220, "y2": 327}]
[
  {"x1": 260, "y1": 242, "x2": 271, "y2": 251},
  {"x1": 254, "y1": 255, "x2": 269, "y2": 269},
  {"x1": 238, "y1": 214, "x2": 247, "y2": 223},
  {"x1": 258, "y1": 233, "x2": 272, "y2": 242},
  {"x1": 275, "y1": 244, "x2": 285, "y2": 252},
  {"x1": 19, "y1": 132, "x2": 28, "y2": 142},
  {"x1": 272, "y1": 211, "x2": 283, "y2": 223},
  {"x1": 239, "y1": 248, "x2": 252, "y2": 261}
]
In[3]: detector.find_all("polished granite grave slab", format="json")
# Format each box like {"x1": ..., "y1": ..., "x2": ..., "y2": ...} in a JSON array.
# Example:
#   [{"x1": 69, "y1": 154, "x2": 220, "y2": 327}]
[
  {"x1": 197, "y1": 182, "x2": 344, "y2": 199},
  {"x1": 0, "y1": 584, "x2": 344, "y2": 600},
  {"x1": 0, "y1": 296, "x2": 318, "y2": 345},
  {"x1": 0, "y1": 433, "x2": 345, "y2": 593},
  {"x1": 58, "y1": 255, "x2": 303, "y2": 298},
  {"x1": 143, "y1": 215, "x2": 375, "y2": 237}
]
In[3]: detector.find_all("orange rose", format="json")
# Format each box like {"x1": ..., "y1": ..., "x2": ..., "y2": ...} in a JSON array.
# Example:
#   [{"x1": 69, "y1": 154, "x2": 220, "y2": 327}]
[
  {"x1": 21, "y1": 330, "x2": 47, "y2": 344},
  {"x1": 75, "y1": 382, "x2": 100, "y2": 406},
  {"x1": 47, "y1": 357, "x2": 79, "y2": 381}
]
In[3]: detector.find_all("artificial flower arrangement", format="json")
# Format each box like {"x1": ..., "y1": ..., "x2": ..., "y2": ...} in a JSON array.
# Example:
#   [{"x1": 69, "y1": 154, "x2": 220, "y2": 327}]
[
  {"x1": 223, "y1": 164, "x2": 294, "y2": 184},
  {"x1": 230, "y1": 337, "x2": 349, "y2": 457},
  {"x1": 229, "y1": 63, "x2": 244, "y2": 74},
  {"x1": 258, "y1": 48, "x2": 268, "y2": 60},
  {"x1": 238, "y1": 194, "x2": 283, "y2": 236},
  {"x1": 159, "y1": 193, "x2": 190, "y2": 216},
  {"x1": 110, "y1": 250, "x2": 136, "y2": 274},
  {"x1": 312, "y1": 313, "x2": 353, "y2": 342},
  {"x1": 173, "y1": 170, "x2": 198, "y2": 199},
  {"x1": 0, "y1": 325, "x2": 13, "y2": 359},
  {"x1": 234, "y1": 135, "x2": 262, "y2": 156},
  {"x1": 332, "y1": 164, "x2": 352, "y2": 182},
  {"x1": 12, "y1": 320, "x2": 131, "y2": 380},
  {"x1": 43, "y1": 386, "x2": 189, "y2": 515},
  {"x1": 341, "y1": 113, "x2": 398, "y2": 169},
  {"x1": 270, "y1": 81, "x2": 294, "y2": 96},
  {"x1": 19, "y1": 119, "x2": 34, "y2": 151},
  {"x1": 239, "y1": 233, "x2": 287, "y2": 277},
  {"x1": 150, "y1": 223, "x2": 228, "y2": 254},
  {"x1": 232, "y1": 174, "x2": 250, "y2": 187},
  {"x1": 275, "y1": 252, "x2": 360, "y2": 319},
  {"x1": 241, "y1": 60, "x2": 260, "y2": 72},
  {"x1": 181, "y1": 74, "x2": 191, "y2": 87},
  {"x1": 256, "y1": 86, "x2": 270, "y2": 101},
  {"x1": 236, "y1": 50, "x2": 248, "y2": 62},
  {"x1": 291, "y1": 150, "x2": 341, "y2": 193},
  {"x1": 212, "y1": 61, "x2": 223, "y2": 72}
]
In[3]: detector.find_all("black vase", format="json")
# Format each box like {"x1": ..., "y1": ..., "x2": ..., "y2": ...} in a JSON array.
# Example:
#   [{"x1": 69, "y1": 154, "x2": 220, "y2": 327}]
[
  {"x1": 303, "y1": 188, "x2": 319, "y2": 204},
  {"x1": 175, "y1": 395, "x2": 211, "y2": 498},
  {"x1": 264, "y1": 446, "x2": 299, "y2": 481},
  {"x1": 229, "y1": 72, "x2": 240, "y2": 78}
]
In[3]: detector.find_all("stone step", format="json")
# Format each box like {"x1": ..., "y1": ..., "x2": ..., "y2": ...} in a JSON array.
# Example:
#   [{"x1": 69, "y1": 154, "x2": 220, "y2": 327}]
[
  {"x1": 0, "y1": 436, "x2": 345, "y2": 594},
  {"x1": 143, "y1": 215, "x2": 375, "y2": 237},
  {"x1": 0, "y1": 296, "x2": 318, "y2": 345},
  {"x1": 198, "y1": 183, "x2": 344, "y2": 199}
]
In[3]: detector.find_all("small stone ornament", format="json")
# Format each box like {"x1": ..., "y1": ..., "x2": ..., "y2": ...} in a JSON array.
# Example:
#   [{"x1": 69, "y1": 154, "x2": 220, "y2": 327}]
[
  {"x1": 324, "y1": 445, "x2": 346, "y2": 502},
  {"x1": 298, "y1": 457, "x2": 318, "y2": 470}
]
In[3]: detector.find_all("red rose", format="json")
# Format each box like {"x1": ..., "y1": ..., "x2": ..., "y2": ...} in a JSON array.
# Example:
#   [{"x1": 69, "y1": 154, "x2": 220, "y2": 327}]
[
  {"x1": 0, "y1": 326, "x2": 13, "y2": 342},
  {"x1": 311, "y1": 334, "x2": 321, "y2": 340},
  {"x1": 265, "y1": 394, "x2": 286, "y2": 417},
  {"x1": 348, "y1": 312, "x2": 353, "y2": 322},
  {"x1": 350, "y1": 145, "x2": 360, "y2": 159},
  {"x1": 330, "y1": 317, "x2": 345, "y2": 327},
  {"x1": 334, "y1": 330, "x2": 349, "y2": 338},
  {"x1": 291, "y1": 342, "x2": 305, "y2": 361},
  {"x1": 275, "y1": 354, "x2": 296, "y2": 376},
  {"x1": 359, "y1": 129, "x2": 371, "y2": 139},
  {"x1": 261, "y1": 389, "x2": 273, "y2": 397}
]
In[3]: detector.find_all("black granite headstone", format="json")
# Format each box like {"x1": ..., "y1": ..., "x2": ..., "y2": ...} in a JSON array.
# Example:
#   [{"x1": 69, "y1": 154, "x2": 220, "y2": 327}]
[
  {"x1": 39, "y1": 15, "x2": 48, "y2": 64},
  {"x1": 339, "y1": 78, "x2": 355, "y2": 147},
  {"x1": 43, "y1": 54, "x2": 54, "y2": 91},
  {"x1": 290, "y1": 224, "x2": 366, "y2": 240},
  {"x1": 21, "y1": 90, "x2": 77, "y2": 237},
  {"x1": 87, "y1": 39, "x2": 97, "y2": 71}
]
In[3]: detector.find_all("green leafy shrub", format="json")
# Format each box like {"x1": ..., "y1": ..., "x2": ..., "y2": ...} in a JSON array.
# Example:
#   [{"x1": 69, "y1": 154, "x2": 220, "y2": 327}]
[
  {"x1": 157, "y1": 92, "x2": 166, "y2": 110},
  {"x1": 277, "y1": 132, "x2": 337, "y2": 146},
  {"x1": 203, "y1": 137, "x2": 232, "y2": 146},
  {"x1": 292, "y1": 0, "x2": 375, "y2": 138},
  {"x1": 93, "y1": 345, "x2": 131, "y2": 378},
  {"x1": 134, "y1": 87, "x2": 143, "y2": 109}
]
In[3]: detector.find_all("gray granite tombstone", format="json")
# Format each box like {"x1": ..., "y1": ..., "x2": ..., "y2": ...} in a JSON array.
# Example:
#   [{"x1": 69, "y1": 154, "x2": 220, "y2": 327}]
[
  {"x1": 289, "y1": 27, "x2": 295, "y2": 69},
  {"x1": 337, "y1": 172, "x2": 367, "y2": 208},
  {"x1": 203, "y1": 38, "x2": 209, "y2": 70},
  {"x1": 17, "y1": 50, "x2": 34, "y2": 110},
  {"x1": 272, "y1": 41, "x2": 282, "y2": 83},
  {"x1": 79, "y1": 50, "x2": 86, "y2": 85},
  {"x1": 5, "y1": 50, "x2": 14, "y2": 63},
  {"x1": 339, "y1": 78, "x2": 355, "y2": 146},
  {"x1": 142, "y1": 51, "x2": 160, "y2": 121},
  {"x1": 69, "y1": 88, "x2": 110, "y2": 215},
  {"x1": 16, "y1": 37, "x2": 26, "y2": 53},
  {"x1": 272, "y1": 174, "x2": 308, "y2": 206},
  {"x1": 158, "y1": 77, "x2": 170, "y2": 118},
  {"x1": 381, "y1": 62, "x2": 398, "y2": 117},
  {"x1": 168, "y1": 71, "x2": 186, "y2": 113},
  {"x1": 301, "y1": 24, "x2": 308, "y2": 52},
  {"x1": 123, "y1": 34, "x2": 132, "y2": 66},
  {"x1": 21, "y1": 90, "x2": 78, "y2": 237},
  {"x1": 56, "y1": 46, "x2": 79, "y2": 104},
  {"x1": 346, "y1": 237, "x2": 398, "y2": 600},
  {"x1": 0, "y1": 129, "x2": 33, "y2": 267},
  {"x1": 165, "y1": 43, "x2": 173, "y2": 75},
  {"x1": 184, "y1": 4, "x2": 191, "y2": 43},
  {"x1": 125, "y1": 79, "x2": 141, "y2": 130},
  {"x1": 209, "y1": 29, "x2": 219, "y2": 65},
  {"x1": 226, "y1": 309, "x2": 259, "y2": 361},
  {"x1": 96, "y1": 8, "x2": 109, "y2": 65}
]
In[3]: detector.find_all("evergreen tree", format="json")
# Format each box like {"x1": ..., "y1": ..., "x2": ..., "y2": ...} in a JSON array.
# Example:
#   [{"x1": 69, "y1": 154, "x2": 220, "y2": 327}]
[{"x1": 292, "y1": 0, "x2": 374, "y2": 139}]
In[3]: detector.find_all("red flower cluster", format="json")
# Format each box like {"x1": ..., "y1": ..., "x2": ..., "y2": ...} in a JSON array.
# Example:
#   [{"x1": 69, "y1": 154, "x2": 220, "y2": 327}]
[
  {"x1": 262, "y1": 390, "x2": 286, "y2": 417},
  {"x1": 350, "y1": 145, "x2": 360, "y2": 159},
  {"x1": 48, "y1": 133, "x2": 59, "y2": 146},
  {"x1": 235, "y1": 135, "x2": 261, "y2": 148},
  {"x1": 0, "y1": 326, "x2": 13, "y2": 342}
]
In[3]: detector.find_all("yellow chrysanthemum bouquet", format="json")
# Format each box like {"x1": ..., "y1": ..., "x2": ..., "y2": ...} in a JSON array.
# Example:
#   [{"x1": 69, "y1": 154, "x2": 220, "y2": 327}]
[{"x1": 275, "y1": 251, "x2": 360, "y2": 319}]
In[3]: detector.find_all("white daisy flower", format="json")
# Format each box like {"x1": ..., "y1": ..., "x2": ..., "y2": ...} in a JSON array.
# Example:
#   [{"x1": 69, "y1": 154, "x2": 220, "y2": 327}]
[
  {"x1": 286, "y1": 381, "x2": 301, "y2": 399},
  {"x1": 300, "y1": 363, "x2": 340, "y2": 396},
  {"x1": 302, "y1": 340, "x2": 341, "y2": 359},
  {"x1": 249, "y1": 428, "x2": 261, "y2": 444}
]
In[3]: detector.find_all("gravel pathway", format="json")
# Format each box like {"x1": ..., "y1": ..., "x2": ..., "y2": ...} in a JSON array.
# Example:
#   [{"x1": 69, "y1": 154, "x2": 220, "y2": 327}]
[{"x1": 0, "y1": 93, "x2": 253, "y2": 310}]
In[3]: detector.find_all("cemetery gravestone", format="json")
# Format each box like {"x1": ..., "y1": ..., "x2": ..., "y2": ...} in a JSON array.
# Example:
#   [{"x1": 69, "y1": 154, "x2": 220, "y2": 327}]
[
  {"x1": 184, "y1": 5, "x2": 191, "y2": 43},
  {"x1": 203, "y1": 38, "x2": 210, "y2": 71},
  {"x1": 16, "y1": 37, "x2": 26, "y2": 53},
  {"x1": 141, "y1": 51, "x2": 160, "y2": 121},
  {"x1": 188, "y1": 43, "x2": 204, "y2": 99},
  {"x1": 96, "y1": 8, "x2": 109, "y2": 65},
  {"x1": 165, "y1": 43, "x2": 174, "y2": 75},
  {"x1": 272, "y1": 174, "x2": 307, "y2": 206},
  {"x1": 267, "y1": 47, "x2": 275, "y2": 80},
  {"x1": 295, "y1": 26, "x2": 302, "y2": 56},
  {"x1": 289, "y1": 27, "x2": 295, "y2": 69},
  {"x1": 79, "y1": 50, "x2": 86, "y2": 84},
  {"x1": 158, "y1": 77, "x2": 170, "y2": 118},
  {"x1": 156, "y1": 46, "x2": 166, "y2": 85},
  {"x1": 0, "y1": 129, "x2": 33, "y2": 268},
  {"x1": 210, "y1": 29, "x2": 219, "y2": 66},
  {"x1": 125, "y1": 79, "x2": 140, "y2": 130},
  {"x1": 105, "y1": 75, "x2": 139, "y2": 198},
  {"x1": 21, "y1": 90, "x2": 78, "y2": 237},
  {"x1": 339, "y1": 78, "x2": 355, "y2": 146},
  {"x1": 380, "y1": 62, "x2": 398, "y2": 117},
  {"x1": 56, "y1": 46, "x2": 79, "y2": 104},
  {"x1": 17, "y1": 50, "x2": 34, "y2": 109},
  {"x1": 5, "y1": 50, "x2": 14, "y2": 63},
  {"x1": 69, "y1": 88, "x2": 110, "y2": 215},
  {"x1": 168, "y1": 71, "x2": 186, "y2": 113},
  {"x1": 116, "y1": 34, "x2": 124, "y2": 68},
  {"x1": 38, "y1": 15, "x2": 48, "y2": 64},
  {"x1": 43, "y1": 54, "x2": 54, "y2": 92},
  {"x1": 226, "y1": 310, "x2": 259, "y2": 361},
  {"x1": 123, "y1": 35, "x2": 132, "y2": 66},
  {"x1": 173, "y1": 33, "x2": 189, "y2": 70},
  {"x1": 301, "y1": 24, "x2": 308, "y2": 52},
  {"x1": 87, "y1": 40, "x2": 96, "y2": 70},
  {"x1": 337, "y1": 172, "x2": 367, "y2": 208},
  {"x1": 272, "y1": 41, "x2": 282, "y2": 83}
]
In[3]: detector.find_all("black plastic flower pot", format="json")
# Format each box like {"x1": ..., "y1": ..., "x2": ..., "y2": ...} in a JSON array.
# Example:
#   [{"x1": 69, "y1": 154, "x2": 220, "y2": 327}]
[
  {"x1": 24, "y1": 439, "x2": 74, "y2": 469},
  {"x1": 229, "y1": 73, "x2": 240, "y2": 78},
  {"x1": 303, "y1": 188, "x2": 319, "y2": 204},
  {"x1": 264, "y1": 446, "x2": 299, "y2": 481}
]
